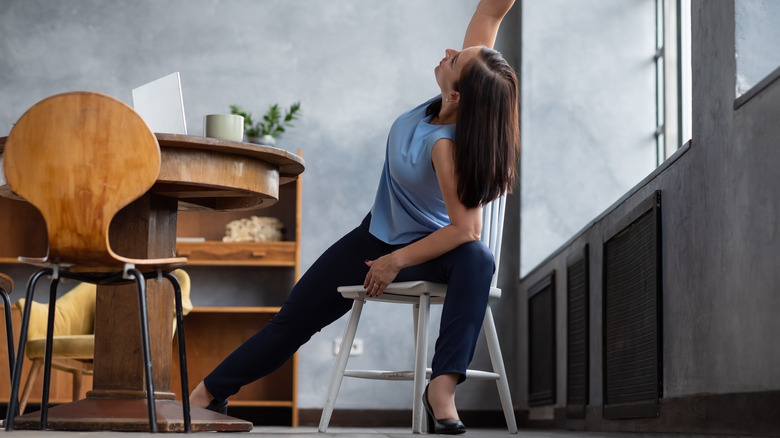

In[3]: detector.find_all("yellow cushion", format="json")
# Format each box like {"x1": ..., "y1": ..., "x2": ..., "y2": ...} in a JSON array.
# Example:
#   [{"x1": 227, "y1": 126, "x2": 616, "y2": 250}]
[
  {"x1": 16, "y1": 269, "x2": 192, "y2": 343},
  {"x1": 26, "y1": 335, "x2": 95, "y2": 359},
  {"x1": 16, "y1": 282, "x2": 96, "y2": 340},
  {"x1": 173, "y1": 269, "x2": 193, "y2": 316}
]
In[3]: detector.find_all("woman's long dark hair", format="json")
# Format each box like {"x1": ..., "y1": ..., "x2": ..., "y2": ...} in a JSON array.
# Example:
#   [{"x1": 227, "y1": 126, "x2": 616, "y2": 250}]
[{"x1": 427, "y1": 47, "x2": 520, "y2": 209}]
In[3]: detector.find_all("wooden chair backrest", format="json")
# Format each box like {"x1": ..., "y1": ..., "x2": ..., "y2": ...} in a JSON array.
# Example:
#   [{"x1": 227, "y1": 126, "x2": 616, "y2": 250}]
[{"x1": 3, "y1": 92, "x2": 161, "y2": 266}]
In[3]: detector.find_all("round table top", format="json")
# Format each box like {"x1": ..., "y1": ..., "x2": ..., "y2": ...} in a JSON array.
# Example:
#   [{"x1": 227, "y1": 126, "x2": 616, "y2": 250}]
[{"x1": 0, "y1": 133, "x2": 305, "y2": 212}]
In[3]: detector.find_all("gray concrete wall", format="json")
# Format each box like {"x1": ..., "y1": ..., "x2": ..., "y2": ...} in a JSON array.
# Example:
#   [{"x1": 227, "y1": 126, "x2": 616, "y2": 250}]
[
  {"x1": 517, "y1": 0, "x2": 780, "y2": 415},
  {"x1": 0, "y1": 0, "x2": 522, "y2": 412},
  {"x1": 684, "y1": 0, "x2": 780, "y2": 395}
]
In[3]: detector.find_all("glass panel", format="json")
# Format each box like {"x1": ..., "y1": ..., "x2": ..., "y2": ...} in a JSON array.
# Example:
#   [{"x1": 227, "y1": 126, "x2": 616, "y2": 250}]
[
  {"x1": 519, "y1": 0, "x2": 657, "y2": 276},
  {"x1": 656, "y1": 0, "x2": 665, "y2": 50},
  {"x1": 735, "y1": 0, "x2": 780, "y2": 96},
  {"x1": 656, "y1": 131, "x2": 666, "y2": 166},
  {"x1": 655, "y1": 0, "x2": 665, "y2": 166},
  {"x1": 679, "y1": 0, "x2": 692, "y2": 147}
]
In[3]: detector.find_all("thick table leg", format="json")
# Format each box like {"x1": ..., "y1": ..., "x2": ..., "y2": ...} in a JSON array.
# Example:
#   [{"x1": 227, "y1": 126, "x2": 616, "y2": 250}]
[{"x1": 12, "y1": 195, "x2": 252, "y2": 432}]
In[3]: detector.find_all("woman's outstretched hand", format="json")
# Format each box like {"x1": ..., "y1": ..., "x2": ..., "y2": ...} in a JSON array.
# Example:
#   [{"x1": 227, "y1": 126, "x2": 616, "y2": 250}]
[{"x1": 363, "y1": 255, "x2": 400, "y2": 297}]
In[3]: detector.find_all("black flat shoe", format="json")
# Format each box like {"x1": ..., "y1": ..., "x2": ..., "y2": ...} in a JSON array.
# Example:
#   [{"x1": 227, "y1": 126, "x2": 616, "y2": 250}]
[
  {"x1": 422, "y1": 385, "x2": 466, "y2": 435},
  {"x1": 205, "y1": 398, "x2": 228, "y2": 415}
]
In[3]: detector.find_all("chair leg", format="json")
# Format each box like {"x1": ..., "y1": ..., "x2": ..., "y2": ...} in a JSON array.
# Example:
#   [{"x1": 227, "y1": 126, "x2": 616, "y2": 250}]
[
  {"x1": 162, "y1": 271, "x2": 191, "y2": 433},
  {"x1": 412, "y1": 294, "x2": 431, "y2": 433},
  {"x1": 6, "y1": 268, "x2": 52, "y2": 431},
  {"x1": 71, "y1": 371, "x2": 83, "y2": 402},
  {"x1": 412, "y1": 302, "x2": 420, "y2": 342},
  {"x1": 1, "y1": 288, "x2": 15, "y2": 378},
  {"x1": 18, "y1": 359, "x2": 43, "y2": 415},
  {"x1": 40, "y1": 277, "x2": 61, "y2": 429},
  {"x1": 129, "y1": 268, "x2": 157, "y2": 433},
  {"x1": 318, "y1": 298, "x2": 365, "y2": 433},
  {"x1": 412, "y1": 293, "x2": 430, "y2": 434},
  {"x1": 483, "y1": 307, "x2": 518, "y2": 433}
]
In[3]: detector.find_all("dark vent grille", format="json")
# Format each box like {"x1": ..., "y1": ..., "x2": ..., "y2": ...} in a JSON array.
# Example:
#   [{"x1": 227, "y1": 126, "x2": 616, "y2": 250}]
[
  {"x1": 528, "y1": 271, "x2": 556, "y2": 407},
  {"x1": 602, "y1": 191, "x2": 662, "y2": 419},
  {"x1": 566, "y1": 246, "x2": 589, "y2": 418}
]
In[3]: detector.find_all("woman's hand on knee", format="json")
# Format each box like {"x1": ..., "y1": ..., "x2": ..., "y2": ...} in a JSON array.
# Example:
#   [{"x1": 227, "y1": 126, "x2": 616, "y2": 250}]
[{"x1": 363, "y1": 255, "x2": 400, "y2": 297}]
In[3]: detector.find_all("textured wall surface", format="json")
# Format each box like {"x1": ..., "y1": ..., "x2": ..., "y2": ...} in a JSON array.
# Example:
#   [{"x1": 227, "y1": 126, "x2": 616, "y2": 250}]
[{"x1": 0, "y1": 0, "x2": 521, "y2": 411}]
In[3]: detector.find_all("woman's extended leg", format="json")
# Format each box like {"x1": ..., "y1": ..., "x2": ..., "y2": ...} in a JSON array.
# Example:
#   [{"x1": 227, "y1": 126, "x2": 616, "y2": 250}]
[{"x1": 194, "y1": 215, "x2": 397, "y2": 404}]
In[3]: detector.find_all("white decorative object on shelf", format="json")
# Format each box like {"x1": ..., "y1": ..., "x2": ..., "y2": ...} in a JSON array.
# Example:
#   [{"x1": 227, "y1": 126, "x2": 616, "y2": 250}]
[{"x1": 223, "y1": 216, "x2": 285, "y2": 242}]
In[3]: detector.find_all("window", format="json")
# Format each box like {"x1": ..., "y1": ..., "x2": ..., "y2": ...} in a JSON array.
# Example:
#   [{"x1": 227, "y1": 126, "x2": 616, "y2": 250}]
[
  {"x1": 654, "y1": 0, "x2": 692, "y2": 165},
  {"x1": 735, "y1": 0, "x2": 780, "y2": 106},
  {"x1": 520, "y1": 0, "x2": 659, "y2": 277}
]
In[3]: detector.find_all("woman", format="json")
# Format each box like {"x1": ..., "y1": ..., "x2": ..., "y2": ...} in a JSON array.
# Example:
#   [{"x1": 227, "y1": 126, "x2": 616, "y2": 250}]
[{"x1": 190, "y1": 0, "x2": 518, "y2": 434}]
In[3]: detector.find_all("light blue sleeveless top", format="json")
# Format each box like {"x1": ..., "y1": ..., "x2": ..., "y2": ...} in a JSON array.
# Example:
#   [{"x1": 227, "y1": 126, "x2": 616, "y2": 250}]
[{"x1": 369, "y1": 96, "x2": 456, "y2": 244}]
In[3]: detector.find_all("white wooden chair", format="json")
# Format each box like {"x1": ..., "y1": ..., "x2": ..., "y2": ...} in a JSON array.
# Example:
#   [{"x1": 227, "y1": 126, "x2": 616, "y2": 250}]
[{"x1": 319, "y1": 195, "x2": 517, "y2": 434}]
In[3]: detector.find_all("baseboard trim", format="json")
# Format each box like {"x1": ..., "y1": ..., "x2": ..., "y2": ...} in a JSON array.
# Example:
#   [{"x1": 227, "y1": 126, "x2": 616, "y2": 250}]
[
  {"x1": 300, "y1": 408, "x2": 522, "y2": 429},
  {"x1": 304, "y1": 390, "x2": 780, "y2": 435},
  {"x1": 300, "y1": 409, "x2": 409, "y2": 428},
  {"x1": 549, "y1": 390, "x2": 780, "y2": 436}
]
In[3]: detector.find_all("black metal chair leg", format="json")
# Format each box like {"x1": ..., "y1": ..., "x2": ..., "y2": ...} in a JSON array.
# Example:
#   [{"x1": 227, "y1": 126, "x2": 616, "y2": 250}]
[
  {"x1": 1, "y1": 287, "x2": 15, "y2": 384},
  {"x1": 129, "y1": 268, "x2": 157, "y2": 433},
  {"x1": 6, "y1": 268, "x2": 52, "y2": 431},
  {"x1": 39, "y1": 277, "x2": 61, "y2": 430},
  {"x1": 163, "y1": 271, "x2": 191, "y2": 432}
]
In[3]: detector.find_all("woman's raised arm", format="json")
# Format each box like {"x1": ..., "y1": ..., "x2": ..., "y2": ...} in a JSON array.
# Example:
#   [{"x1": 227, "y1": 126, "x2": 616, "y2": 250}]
[{"x1": 462, "y1": 0, "x2": 515, "y2": 49}]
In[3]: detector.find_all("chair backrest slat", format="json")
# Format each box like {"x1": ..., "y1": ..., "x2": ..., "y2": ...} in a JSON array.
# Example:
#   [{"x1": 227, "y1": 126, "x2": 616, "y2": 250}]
[{"x1": 480, "y1": 194, "x2": 507, "y2": 288}]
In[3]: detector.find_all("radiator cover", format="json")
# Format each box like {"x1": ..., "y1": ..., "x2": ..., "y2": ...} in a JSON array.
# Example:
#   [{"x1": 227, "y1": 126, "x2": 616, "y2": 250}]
[
  {"x1": 566, "y1": 246, "x2": 589, "y2": 418},
  {"x1": 602, "y1": 191, "x2": 662, "y2": 419},
  {"x1": 528, "y1": 271, "x2": 556, "y2": 407}
]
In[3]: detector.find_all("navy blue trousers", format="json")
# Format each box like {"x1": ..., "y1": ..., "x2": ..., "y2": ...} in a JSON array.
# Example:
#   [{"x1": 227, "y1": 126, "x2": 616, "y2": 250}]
[{"x1": 204, "y1": 214, "x2": 494, "y2": 402}]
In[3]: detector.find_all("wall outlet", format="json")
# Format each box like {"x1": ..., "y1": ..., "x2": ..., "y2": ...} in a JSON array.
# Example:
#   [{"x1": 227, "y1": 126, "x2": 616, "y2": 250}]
[{"x1": 332, "y1": 338, "x2": 364, "y2": 356}]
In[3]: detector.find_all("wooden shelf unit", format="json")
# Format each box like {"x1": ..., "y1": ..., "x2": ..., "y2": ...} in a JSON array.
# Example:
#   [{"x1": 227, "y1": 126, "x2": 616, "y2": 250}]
[
  {"x1": 175, "y1": 173, "x2": 302, "y2": 278},
  {"x1": 171, "y1": 153, "x2": 302, "y2": 426}
]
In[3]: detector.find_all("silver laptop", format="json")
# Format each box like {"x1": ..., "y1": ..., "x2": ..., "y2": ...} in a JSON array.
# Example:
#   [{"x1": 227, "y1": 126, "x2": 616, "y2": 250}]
[{"x1": 131, "y1": 72, "x2": 188, "y2": 134}]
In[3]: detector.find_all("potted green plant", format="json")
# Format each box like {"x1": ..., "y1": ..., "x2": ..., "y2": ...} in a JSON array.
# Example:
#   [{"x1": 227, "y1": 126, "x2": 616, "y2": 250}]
[{"x1": 230, "y1": 102, "x2": 301, "y2": 146}]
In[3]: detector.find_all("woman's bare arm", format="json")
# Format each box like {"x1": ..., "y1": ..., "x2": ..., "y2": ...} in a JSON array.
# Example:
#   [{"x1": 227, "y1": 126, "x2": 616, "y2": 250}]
[{"x1": 463, "y1": 0, "x2": 515, "y2": 49}]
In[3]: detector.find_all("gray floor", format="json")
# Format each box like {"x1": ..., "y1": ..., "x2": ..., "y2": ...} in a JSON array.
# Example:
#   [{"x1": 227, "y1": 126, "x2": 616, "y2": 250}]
[{"x1": 0, "y1": 427, "x2": 764, "y2": 438}]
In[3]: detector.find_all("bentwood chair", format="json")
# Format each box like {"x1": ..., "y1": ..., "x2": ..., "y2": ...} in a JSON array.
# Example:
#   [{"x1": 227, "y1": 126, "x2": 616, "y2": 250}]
[
  {"x1": 1, "y1": 274, "x2": 14, "y2": 384},
  {"x1": 319, "y1": 195, "x2": 518, "y2": 434},
  {"x1": 15, "y1": 269, "x2": 192, "y2": 415},
  {"x1": 2, "y1": 91, "x2": 190, "y2": 432}
]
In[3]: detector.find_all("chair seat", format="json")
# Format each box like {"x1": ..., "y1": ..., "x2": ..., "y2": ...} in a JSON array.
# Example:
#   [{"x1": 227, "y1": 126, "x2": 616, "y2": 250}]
[
  {"x1": 338, "y1": 280, "x2": 502, "y2": 304},
  {"x1": 18, "y1": 256, "x2": 187, "y2": 274},
  {"x1": 26, "y1": 335, "x2": 94, "y2": 359}
]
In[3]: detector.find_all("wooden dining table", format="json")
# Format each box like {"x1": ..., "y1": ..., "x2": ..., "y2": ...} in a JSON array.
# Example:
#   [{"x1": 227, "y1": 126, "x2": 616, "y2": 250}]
[{"x1": 0, "y1": 133, "x2": 304, "y2": 432}]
